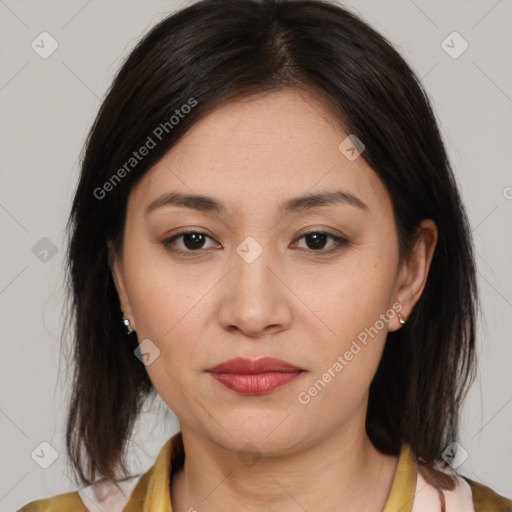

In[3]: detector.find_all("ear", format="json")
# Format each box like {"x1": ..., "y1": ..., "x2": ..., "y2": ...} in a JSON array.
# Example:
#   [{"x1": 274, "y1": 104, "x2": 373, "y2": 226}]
[
  {"x1": 388, "y1": 219, "x2": 438, "y2": 332},
  {"x1": 108, "y1": 240, "x2": 136, "y2": 330}
]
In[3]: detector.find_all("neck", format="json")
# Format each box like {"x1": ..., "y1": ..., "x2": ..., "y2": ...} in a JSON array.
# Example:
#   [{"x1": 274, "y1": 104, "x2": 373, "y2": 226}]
[{"x1": 170, "y1": 416, "x2": 399, "y2": 512}]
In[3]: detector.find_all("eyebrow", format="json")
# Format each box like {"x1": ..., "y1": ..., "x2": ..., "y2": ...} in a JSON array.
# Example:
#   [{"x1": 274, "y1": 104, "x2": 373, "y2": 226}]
[{"x1": 144, "y1": 189, "x2": 369, "y2": 217}]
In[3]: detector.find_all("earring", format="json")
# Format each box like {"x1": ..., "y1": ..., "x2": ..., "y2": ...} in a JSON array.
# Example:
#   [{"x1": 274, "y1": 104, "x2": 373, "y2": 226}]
[
  {"x1": 398, "y1": 312, "x2": 407, "y2": 325},
  {"x1": 123, "y1": 315, "x2": 134, "y2": 335}
]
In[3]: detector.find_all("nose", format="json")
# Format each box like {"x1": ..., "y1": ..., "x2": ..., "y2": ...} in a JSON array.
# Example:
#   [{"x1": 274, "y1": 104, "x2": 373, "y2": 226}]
[{"x1": 217, "y1": 243, "x2": 293, "y2": 338}]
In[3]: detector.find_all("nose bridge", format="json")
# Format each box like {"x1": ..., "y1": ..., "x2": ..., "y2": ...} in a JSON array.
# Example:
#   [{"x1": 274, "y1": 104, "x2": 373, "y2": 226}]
[
  {"x1": 233, "y1": 239, "x2": 272, "y2": 294},
  {"x1": 218, "y1": 235, "x2": 291, "y2": 335},
  {"x1": 232, "y1": 234, "x2": 276, "y2": 303}
]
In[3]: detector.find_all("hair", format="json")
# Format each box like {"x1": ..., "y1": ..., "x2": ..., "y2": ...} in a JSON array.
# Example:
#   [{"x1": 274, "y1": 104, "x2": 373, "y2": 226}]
[{"x1": 63, "y1": 0, "x2": 478, "y2": 489}]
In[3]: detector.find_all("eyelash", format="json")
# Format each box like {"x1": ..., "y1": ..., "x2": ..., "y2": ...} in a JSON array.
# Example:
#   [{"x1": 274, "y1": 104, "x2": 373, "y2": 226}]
[{"x1": 161, "y1": 230, "x2": 349, "y2": 257}]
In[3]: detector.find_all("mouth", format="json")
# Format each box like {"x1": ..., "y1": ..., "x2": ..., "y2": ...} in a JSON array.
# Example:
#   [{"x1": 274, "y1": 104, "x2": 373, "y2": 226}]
[{"x1": 206, "y1": 357, "x2": 305, "y2": 395}]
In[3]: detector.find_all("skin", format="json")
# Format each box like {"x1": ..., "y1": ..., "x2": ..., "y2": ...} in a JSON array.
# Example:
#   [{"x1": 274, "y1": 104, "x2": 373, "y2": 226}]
[{"x1": 110, "y1": 88, "x2": 438, "y2": 512}]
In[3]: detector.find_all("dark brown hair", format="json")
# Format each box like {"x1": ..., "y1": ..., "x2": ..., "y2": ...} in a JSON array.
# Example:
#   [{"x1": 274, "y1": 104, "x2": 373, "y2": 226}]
[{"x1": 63, "y1": 0, "x2": 477, "y2": 488}]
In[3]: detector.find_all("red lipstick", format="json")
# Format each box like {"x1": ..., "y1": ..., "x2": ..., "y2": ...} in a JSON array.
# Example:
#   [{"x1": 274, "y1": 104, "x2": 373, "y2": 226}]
[{"x1": 207, "y1": 357, "x2": 304, "y2": 394}]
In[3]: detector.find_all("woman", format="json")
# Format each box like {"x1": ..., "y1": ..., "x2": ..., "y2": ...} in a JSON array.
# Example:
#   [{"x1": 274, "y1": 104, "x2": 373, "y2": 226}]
[{"x1": 18, "y1": 0, "x2": 512, "y2": 510}]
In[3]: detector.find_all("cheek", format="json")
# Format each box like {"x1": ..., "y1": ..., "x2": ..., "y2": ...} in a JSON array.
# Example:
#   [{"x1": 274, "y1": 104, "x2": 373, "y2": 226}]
[
  {"x1": 122, "y1": 256, "x2": 208, "y2": 412},
  {"x1": 128, "y1": 274, "x2": 210, "y2": 372},
  {"x1": 306, "y1": 252, "x2": 396, "y2": 343},
  {"x1": 122, "y1": 236, "x2": 200, "y2": 332},
  {"x1": 298, "y1": 251, "x2": 397, "y2": 400},
  {"x1": 121, "y1": 243, "x2": 221, "y2": 383}
]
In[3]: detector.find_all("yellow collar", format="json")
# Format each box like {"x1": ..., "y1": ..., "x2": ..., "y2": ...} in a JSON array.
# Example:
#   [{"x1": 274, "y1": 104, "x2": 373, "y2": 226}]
[
  {"x1": 383, "y1": 443, "x2": 417, "y2": 512},
  {"x1": 124, "y1": 432, "x2": 417, "y2": 512}
]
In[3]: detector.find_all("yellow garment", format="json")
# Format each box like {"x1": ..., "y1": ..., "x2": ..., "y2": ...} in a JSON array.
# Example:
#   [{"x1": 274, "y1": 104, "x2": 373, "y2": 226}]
[{"x1": 16, "y1": 432, "x2": 512, "y2": 511}]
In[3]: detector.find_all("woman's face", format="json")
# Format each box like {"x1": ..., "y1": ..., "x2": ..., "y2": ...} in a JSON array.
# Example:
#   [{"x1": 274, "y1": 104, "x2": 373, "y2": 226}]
[{"x1": 111, "y1": 88, "x2": 436, "y2": 455}]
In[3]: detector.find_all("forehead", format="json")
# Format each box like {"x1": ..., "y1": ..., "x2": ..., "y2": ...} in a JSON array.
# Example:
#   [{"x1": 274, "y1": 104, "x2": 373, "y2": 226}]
[{"x1": 127, "y1": 88, "x2": 392, "y2": 219}]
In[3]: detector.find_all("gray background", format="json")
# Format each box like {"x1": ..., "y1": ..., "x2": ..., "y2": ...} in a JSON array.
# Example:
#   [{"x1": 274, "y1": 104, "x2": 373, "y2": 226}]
[{"x1": 1, "y1": 0, "x2": 511, "y2": 510}]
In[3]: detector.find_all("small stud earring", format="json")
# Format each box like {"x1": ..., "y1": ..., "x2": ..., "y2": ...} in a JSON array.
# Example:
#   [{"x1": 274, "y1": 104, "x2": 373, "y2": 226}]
[
  {"x1": 398, "y1": 313, "x2": 407, "y2": 325},
  {"x1": 123, "y1": 316, "x2": 134, "y2": 335}
]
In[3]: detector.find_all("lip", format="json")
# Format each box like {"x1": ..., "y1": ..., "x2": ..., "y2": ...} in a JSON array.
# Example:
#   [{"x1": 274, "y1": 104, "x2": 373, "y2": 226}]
[
  {"x1": 206, "y1": 357, "x2": 304, "y2": 395},
  {"x1": 207, "y1": 356, "x2": 302, "y2": 374}
]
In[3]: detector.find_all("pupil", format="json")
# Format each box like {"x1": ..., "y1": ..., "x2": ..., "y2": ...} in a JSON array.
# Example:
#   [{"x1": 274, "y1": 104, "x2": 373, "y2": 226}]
[
  {"x1": 184, "y1": 233, "x2": 204, "y2": 250},
  {"x1": 307, "y1": 233, "x2": 326, "y2": 250}
]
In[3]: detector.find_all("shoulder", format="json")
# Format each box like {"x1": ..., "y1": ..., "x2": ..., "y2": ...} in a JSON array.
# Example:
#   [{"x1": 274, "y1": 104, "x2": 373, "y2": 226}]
[
  {"x1": 414, "y1": 462, "x2": 512, "y2": 512},
  {"x1": 462, "y1": 476, "x2": 512, "y2": 512},
  {"x1": 16, "y1": 475, "x2": 142, "y2": 512}
]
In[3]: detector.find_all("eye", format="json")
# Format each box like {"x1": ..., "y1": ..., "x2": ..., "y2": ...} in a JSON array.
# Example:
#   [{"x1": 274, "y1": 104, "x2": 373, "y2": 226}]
[
  {"x1": 292, "y1": 231, "x2": 349, "y2": 254},
  {"x1": 162, "y1": 231, "x2": 218, "y2": 256},
  {"x1": 162, "y1": 230, "x2": 349, "y2": 257}
]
